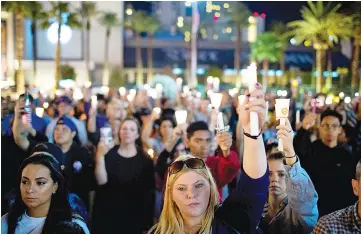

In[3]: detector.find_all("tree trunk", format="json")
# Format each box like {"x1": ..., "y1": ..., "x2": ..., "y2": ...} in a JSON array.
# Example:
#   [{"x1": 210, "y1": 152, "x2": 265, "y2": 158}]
[
  {"x1": 234, "y1": 25, "x2": 241, "y2": 88},
  {"x1": 54, "y1": 21, "x2": 62, "y2": 89},
  {"x1": 86, "y1": 20, "x2": 91, "y2": 82},
  {"x1": 326, "y1": 49, "x2": 332, "y2": 91},
  {"x1": 147, "y1": 35, "x2": 153, "y2": 83},
  {"x1": 31, "y1": 19, "x2": 37, "y2": 85},
  {"x1": 279, "y1": 53, "x2": 285, "y2": 85},
  {"x1": 102, "y1": 29, "x2": 110, "y2": 86},
  {"x1": 352, "y1": 26, "x2": 361, "y2": 90},
  {"x1": 315, "y1": 48, "x2": 326, "y2": 93},
  {"x1": 339, "y1": 75, "x2": 345, "y2": 87},
  {"x1": 262, "y1": 59, "x2": 269, "y2": 91},
  {"x1": 15, "y1": 10, "x2": 25, "y2": 94},
  {"x1": 135, "y1": 32, "x2": 143, "y2": 85},
  {"x1": 186, "y1": 41, "x2": 191, "y2": 84}
]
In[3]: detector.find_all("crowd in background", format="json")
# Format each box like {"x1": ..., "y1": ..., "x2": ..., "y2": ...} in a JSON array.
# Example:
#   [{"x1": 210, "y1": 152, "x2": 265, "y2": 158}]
[{"x1": 1, "y1": 84, "x2": 361, "y2": 234}]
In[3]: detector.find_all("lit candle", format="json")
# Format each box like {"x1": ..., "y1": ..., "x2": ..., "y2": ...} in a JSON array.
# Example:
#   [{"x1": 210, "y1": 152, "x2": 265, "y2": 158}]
[
  {"x1": 275, "y1": 99, "x2": 290, "y2": 152},
  {"x1": 176, "y1": 78, "x2": 183, "y2": 91},
  {"x1": 43, "y1": 102, "x2": 49, "y2": 109},
  {"x1": 175, "y1": 110, "x2": 188, "y2": 125},
  {"x1": 119, "y1": 87, "x2": 127, "y2": 97},
  {"x1": 238, "y1": 95, "x2": 245, "y2": 105},
  {"x1": 210, "y1": 93, "x2": 223, "y2": 109},
  {"x1": 213, "y1": 77, "x2": 220, "y2": 92},
  {"x1": 247, "y1": 63, "x2": 259, "y2": 136},
  {"x1": 153, "y1": 107, "x2": 161, "y2": 115},
  {"x1": 217, "y1": 112, "x2": 225, "y2": 130},
  {"x1": 35, "y1": 107, "x2": 44, "y2": 118},
  {"x1": 91, "y1": 95, "x2": 98, "y2": 110},
  {"x1": 296, "y1": 110, "x2": 300, "y2": 125},
  {"x1": 148, "y1": 149, "x2": 155, "y2": 160}
]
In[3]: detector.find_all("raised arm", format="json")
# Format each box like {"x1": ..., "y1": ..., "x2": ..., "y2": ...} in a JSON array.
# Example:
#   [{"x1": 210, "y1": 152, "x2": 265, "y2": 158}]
[
  {"x1": 94, "y1": 138, "x2": 114, "y2": 185},
  {"x1": 12, "y1": 100, "x2": 32, "y2": 151},
  {"x1": 87, "y1": 107, "x2": 97, "y2": 133},
  {"x1": 277, "y1": 118, "x2": 319, "y2": 232},
  {"x1": 141, "y1": 110, "x2": 159, "y2": 149},
  {"x1": 215, "y1": 84, "x2": 269, "y2": 233}
]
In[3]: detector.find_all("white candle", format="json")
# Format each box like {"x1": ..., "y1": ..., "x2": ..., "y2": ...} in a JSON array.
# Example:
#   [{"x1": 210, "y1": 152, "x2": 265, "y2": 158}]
[
  {"x1": 176, "y1": 78, "x2": 183, "y2": 91},
  {"x1": 119, "y1": 87, "x2": 127, "y2": 97},
  {"x1": 175, "y1": 110, "x2": 188, "y2": 125},
  {"x1": 35, "y1": 107, "x2": 44, "y2": 118},
  {"x1": 91, "y1": 95, "x2": 98, "y2": 110},
  {"x1": 210, "y1": 93, "x2": 223, "y2": 109},
  {"x1": 153, "y1": 107, "x2": 161, "y2": 115},
  {"x1": 213, "y1": 77, "x2": 220, "y2": 92},
  {"x1": 247, "y1": 63, "x2": 259, "y2": 136},
  {"x1": 275, "y1": 99, "x2": 290, "y2": 152},
  {"x1": 238, "y1": 95, "x2": 246, "y2": 105},
  {"x1": 296, "y1": 110, "x2": 300, "y2": 125},
  {"x1": 265, "y1": 101, "x2": 269, "y2": 121},
  {"x1": 217, "y1": 112, "x2": 225, "y2": 129}
]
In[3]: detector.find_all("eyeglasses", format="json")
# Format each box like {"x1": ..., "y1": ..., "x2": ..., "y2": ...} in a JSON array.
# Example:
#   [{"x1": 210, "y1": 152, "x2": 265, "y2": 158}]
[
  {"x1": 321, "y1": 124, "x2": 340, "y2": 131},
  {"x1": 168, "y1": 158, "x2": 206, "y2": 175}
]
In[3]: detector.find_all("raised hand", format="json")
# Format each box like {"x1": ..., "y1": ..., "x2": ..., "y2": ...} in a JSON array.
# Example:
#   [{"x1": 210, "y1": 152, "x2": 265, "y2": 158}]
[
  {"x1": 302, "y1": 112, "x2": 317, "y2": 130},
  {"x1": 237, "y1": 83, "x2": 267, "y2": 134},
  {"x1": 276, "y1": 118, "x2": 295, "y2": 154},
  {"x1": 216, "y1": 131, "x2": 232, "y2": 153},
  {"x1": 96, "y1": 137, "x2": 114, "y2": 161}
]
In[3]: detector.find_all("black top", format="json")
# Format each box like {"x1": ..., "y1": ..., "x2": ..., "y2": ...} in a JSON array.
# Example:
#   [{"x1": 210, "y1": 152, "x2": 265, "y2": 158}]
[
  {"x1": 294, "y1": 128, "x2": 357, "y2": 216},
  {"x1": 92, "y1": 146, "x2": 155, "y2": 234},
  {"x1": 63, "y1": 143, "x2": 97, "y2": 208}
]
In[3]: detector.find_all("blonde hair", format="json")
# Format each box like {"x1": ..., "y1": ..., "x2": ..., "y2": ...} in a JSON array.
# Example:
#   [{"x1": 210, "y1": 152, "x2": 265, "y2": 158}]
[{"x1": 149, "y1": 154, "x2": 219, "y2": 234}]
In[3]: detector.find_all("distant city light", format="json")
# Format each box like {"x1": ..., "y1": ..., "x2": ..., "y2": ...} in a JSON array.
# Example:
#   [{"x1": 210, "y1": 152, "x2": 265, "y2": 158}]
[
  {"x1": 214, "y1": 12, "x2": 220, "y2": 17},
  {"x1": 261, "y1": 13, "x2": 266, "y2": 18},
  {"x1": 185, "y1": 1, "x2": 191, "y2": 7},
  {"x1": 126, "y1": 8, "x2": 133, "y2": 16},
  {"x1": 304, "y1": 40, "x2": 311, "y2": 47},
  {"x1": 356, "y1": 92, "x2": 360, "y2": 97},
  {"x1": 339, "y1": 92, "x2": 345, "y2": 99},
  {"x1": 223, "y1": 3, "x2": 229, "y2": 8},
  {"x1": 290, "y1": 38, "x2": 297, "y2": 45},
  {"x1": 344, "y1": 96, "x2": 351, "y2": 104},
  {"x1": 226, "y1": 27, "x2": 232, "y2": 33},
  {"x1": 47, "y1": 23, "x2": 72, "y2": 44},
  {"x1": 253, "y1": 12, "x2": 259, "y2": 17},
  {"x1": 213, "y1": 34, "x2": 219, "y2": 40},
  {"x1": 248, "y1": 16, "x2": 256, "y2": 24}
]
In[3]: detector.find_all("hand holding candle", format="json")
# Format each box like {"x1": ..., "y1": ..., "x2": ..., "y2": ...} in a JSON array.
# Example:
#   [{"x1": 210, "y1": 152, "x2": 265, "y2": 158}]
[
  {"x1": 276, "y1": 118, "x2": 295, "y2": 154},
  {"x1": 275, "y1": 99, "x2": 290, "y2": 151},
  {"x1": 246, "y1": 63, "x2": 259, "y2": 136}
]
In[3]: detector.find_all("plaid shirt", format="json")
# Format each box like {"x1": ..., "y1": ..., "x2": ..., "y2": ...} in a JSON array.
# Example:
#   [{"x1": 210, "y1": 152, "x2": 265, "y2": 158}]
[{"x1": 314, "y1": 202, "x2": 361, "y2": 233}]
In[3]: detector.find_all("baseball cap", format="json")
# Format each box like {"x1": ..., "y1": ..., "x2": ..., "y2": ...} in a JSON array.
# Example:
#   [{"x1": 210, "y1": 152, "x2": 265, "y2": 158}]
[
  {"x1": 56, "y1": 96, "x2": 73, "y2": 105},
  {"x1": 56, "y1": 116, "x2": 77, "y2": 133}
]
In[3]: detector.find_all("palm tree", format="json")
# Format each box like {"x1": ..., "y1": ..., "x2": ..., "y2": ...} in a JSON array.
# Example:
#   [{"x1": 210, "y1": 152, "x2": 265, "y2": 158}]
[
  {"x1": 271, "y1": 21, "x2": 289, "y2": 73},
  {"x1": 130, "y1": 10, "x2": 148, "y2": 85},
  {"x1": 40, "y1": 2, "x2": 80, "y2": 88},
  {"x1": 2, "y1": 2, "x2": 30, "y2": 94},
  {"x1": 179, "y1": 20, "x2": 192, "y2": 82},
  {"x1": 251, "y1": 32, "x2": 282, "y2": 90},
  {"x1": 77, "y1": 2, "x2": 100, "y2": 83},
  {"x1": 27, "y1": 2, "x2": 45, "y2": 84},
  {"x1": 144, "y1": 16, "x2": 160, "y2": 83},
  {"x1": 288, "y1": 1, "x2": 353, "y2": 93},
  {"x1": 228, "y1": 2, "x2": 251, "y2": 87},
  {"x1": 351, "y1": 2, "x2": 361, "y2": 91},
  {"x1": 99, "y1": 12, "x2": 121, "y2": 86}
]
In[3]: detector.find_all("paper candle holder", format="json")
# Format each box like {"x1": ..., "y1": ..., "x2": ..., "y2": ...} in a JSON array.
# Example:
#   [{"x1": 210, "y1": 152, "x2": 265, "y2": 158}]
[
  {"x1": 210, "y1": 93, "x2": 223, "y2": 109},
  {"x1": 215, "y1": 112, "x2": 230, "y2": 133}
]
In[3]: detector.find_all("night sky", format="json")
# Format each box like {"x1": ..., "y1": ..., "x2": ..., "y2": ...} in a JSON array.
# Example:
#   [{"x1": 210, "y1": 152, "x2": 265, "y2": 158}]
[{"x1": 126, "y1": 1, "x2": 356, "y2": 29}]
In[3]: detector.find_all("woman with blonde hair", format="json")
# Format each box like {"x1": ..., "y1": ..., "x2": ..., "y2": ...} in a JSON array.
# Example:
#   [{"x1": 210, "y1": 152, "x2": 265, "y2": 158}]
[{"x1": 149, "y1": 83, "x2": 269, "y2": 234}]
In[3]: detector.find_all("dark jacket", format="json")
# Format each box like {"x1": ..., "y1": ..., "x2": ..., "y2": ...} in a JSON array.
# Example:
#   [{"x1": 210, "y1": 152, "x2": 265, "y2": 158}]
[{"x1": 151, "y1": 166, "x2": 269, "y2": 234}]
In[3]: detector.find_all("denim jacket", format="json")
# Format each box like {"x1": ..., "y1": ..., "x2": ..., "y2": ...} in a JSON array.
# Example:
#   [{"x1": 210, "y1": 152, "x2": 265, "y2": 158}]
[{"x1": 260, "y1": 159, "x2": 319, "y2": 234}]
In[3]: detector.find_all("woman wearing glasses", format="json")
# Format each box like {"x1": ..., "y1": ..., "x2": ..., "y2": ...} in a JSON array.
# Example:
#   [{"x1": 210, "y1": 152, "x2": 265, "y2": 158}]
[{"x1": 149, "y1": 84, "x2": 269, "y2": 234}]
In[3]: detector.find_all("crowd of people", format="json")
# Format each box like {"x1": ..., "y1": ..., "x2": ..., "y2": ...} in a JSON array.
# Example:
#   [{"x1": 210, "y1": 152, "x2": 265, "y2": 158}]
[{"x1": 1, "y1": 83, "x2": 361, "y2": 234}]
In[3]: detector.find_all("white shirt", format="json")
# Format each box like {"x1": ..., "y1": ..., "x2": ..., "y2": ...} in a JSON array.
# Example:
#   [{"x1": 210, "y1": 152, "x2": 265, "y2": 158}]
[{"x1": 1, "y1": 212, "x2": 90, "y2": 234}]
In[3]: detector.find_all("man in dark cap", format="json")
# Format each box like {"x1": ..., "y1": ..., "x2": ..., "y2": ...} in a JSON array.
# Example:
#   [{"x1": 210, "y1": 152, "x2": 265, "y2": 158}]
[{"x1": 45, "y1": 96, "x2": 88, "y2": 146}]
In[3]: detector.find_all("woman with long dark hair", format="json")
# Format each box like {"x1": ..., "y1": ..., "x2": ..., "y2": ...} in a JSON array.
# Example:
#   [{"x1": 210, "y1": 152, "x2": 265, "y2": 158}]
[
  {"x1": 92, "y1": 118, "x2": 155, "y2": 234},
  {"x1": 1, "y1": 148, "x2": 89, "y2": 234}
]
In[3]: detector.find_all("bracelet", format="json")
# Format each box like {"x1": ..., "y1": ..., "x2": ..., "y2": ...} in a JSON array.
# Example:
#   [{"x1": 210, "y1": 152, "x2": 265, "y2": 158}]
[
  {"x1": 285, "y1": 154, "x2": 297, "y2": 158},
  {"x1": 243, "y1": 130, "x2": 262, "y2": 139}
]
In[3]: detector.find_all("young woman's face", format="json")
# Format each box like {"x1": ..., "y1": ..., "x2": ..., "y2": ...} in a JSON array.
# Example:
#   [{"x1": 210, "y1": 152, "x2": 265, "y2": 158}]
[
  {"x1": 268, "y1": 160, "x2": 287, "y2": 196},
  {"x1": 119, "y1": 120, "x2": 139, "y2": 144},
  {"x1": 160, "y1": 120, "x2": 174, "y2": 140},
  {"x1": 54, "y1": 125, "x2": 74, "y2": 145},
  {"x1": 172, "y1": 171, "x2": 210, "y2": 219},
  {"x1": 20, "y1": 164, "x2": 58, "y2": 210}
]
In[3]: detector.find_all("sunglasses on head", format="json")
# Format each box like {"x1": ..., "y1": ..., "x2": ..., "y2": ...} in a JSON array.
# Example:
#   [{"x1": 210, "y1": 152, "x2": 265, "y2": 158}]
[{"x1": 168, "y1": 158, "x2": 206, "y2": 175}]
